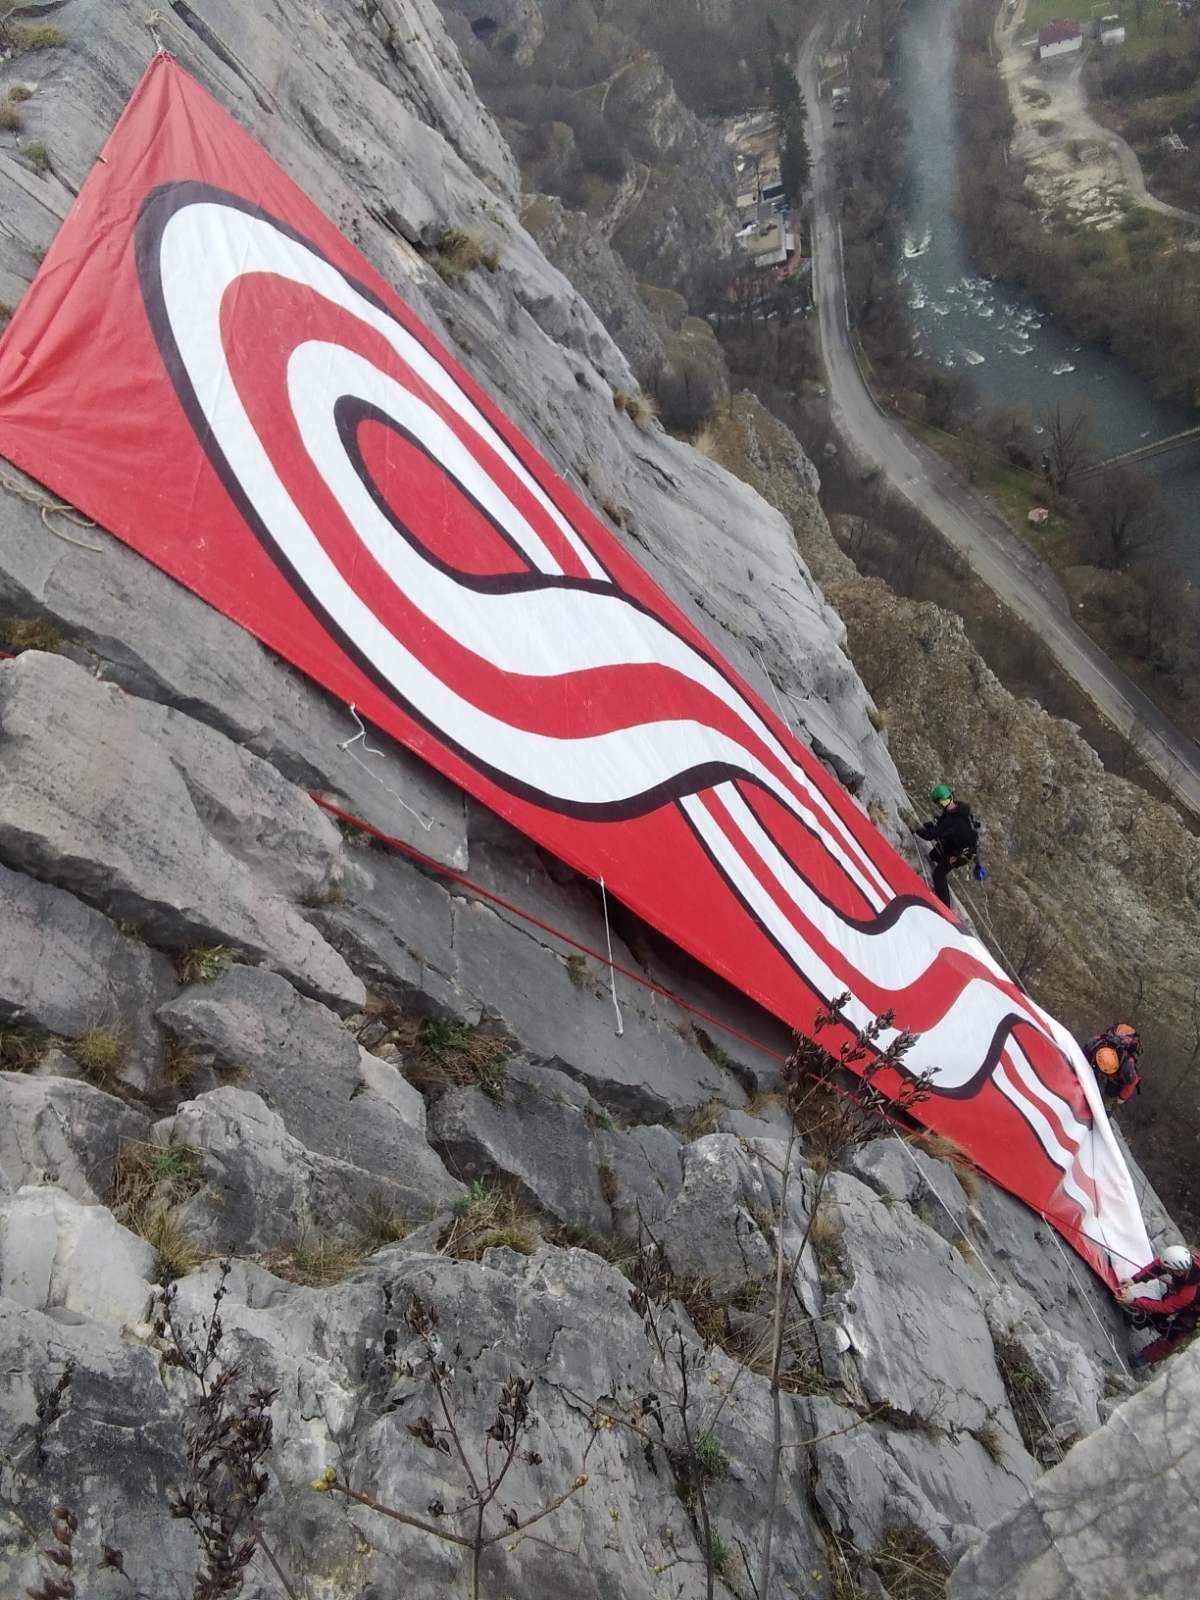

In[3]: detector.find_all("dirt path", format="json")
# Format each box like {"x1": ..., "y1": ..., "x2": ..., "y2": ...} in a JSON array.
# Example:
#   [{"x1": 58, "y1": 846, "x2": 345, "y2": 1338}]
[{"x1": 997, "y1": 0, "x2": 1200, "y2": 230}]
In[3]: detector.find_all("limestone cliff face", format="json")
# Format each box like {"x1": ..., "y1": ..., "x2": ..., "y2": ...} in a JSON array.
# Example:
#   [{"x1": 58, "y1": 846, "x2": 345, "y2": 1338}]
[{"x1": 0, "y1": 5, "x2": 1186, "y2": 1600}]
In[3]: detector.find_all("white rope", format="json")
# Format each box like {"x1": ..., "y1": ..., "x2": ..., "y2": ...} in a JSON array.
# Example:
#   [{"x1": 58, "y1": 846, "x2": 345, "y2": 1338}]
[
  {"x1": 337, "y1": 703, "x2": 435, "y2": 832},
  {"x1": 1045, "y1": 1216, "x2": 1129, "y2": 1375},
  {"x1": 751, "y1": 645, "x2": 790, "y2": 729},
  {"x1": 888, "y1": 1129, "x2": 1005, "y2": 1293},
  {"x1": 598, "y1": 875, "x2": 624, "y2": 1038}
]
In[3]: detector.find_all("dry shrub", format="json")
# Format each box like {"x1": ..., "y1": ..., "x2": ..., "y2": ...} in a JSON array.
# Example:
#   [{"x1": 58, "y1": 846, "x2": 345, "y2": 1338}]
[
  {"x1": 397, "y1": 1016, "x2": 510, "y2": 1100},
  {"x1": 869, "y1": 1526, "x2": 950, "y2": 1600},
  {"x1": 430, "y1": 227, "x2": 501, "y2": 281},
  {"x1": 174, "y1": 945, "x2": 233, "y2": 985},
  {"x1": 907, "y1": 1130, "x2": 981, "y2": 1197},
  {"x1": 1, "y1": 614, "x2": 61, "y2": 653},
  {"x1": 0, "y1": 101, "x2": 23, "y2": 131},
  {"x1": 682, "y1": 1096, "x2": 726, "y2": 1141},
  {"x1": 612, "y1": 388, "x2": 657, "y2": 430},
  {"x1": 440, "y1": 1181, "x2": 541, "y2": 1260}
]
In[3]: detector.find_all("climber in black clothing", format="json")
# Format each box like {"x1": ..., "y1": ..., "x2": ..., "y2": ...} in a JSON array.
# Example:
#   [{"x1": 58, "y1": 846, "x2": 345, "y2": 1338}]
[{"x1": 916, "y1": 784, "x2": 980, "y2": 908}]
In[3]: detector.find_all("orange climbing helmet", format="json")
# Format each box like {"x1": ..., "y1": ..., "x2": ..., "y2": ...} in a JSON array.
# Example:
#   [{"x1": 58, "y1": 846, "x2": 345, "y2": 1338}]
[
  {"x1": 1113, "y1": 1022, "x2": 1138, "y2": 1041},
  {"x1": 1094, "y1": 1046, "x2": 1121, "y2": 1077}
]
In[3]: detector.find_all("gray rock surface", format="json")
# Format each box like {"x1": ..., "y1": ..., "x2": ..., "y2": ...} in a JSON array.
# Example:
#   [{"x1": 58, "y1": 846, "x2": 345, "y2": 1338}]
[
  {"x1": 0, "y1": 1074, "x2": 149, "y2": 1203},
  {"x1": 429, "y1": 1058, "x2": 613, "y2": 1230},
  {"x1": 157, "y1": 964, "x2": 448, "y2": 1192},
  {"x1": 0, "y1": 652, "x2": 362, "y2": 1010},
  {"x1": 0, "y1": 861, "x2": 177, "y2": 1089},
  {"x1": 950, "y1": 1345, "x2": 1200, "y2": 1600},
  {"x1": 159, "y1": 1086, "x2": 461, "y2": 1251},
  {"x1": 0, "y1": 1185, "x2": 155, "y2": 1328}
]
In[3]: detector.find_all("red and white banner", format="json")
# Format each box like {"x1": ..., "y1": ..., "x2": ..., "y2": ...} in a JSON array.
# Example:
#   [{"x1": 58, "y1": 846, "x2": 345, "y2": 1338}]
[{"x1": 0, "y1": 57, "x2": 1149, "y2": 1281}]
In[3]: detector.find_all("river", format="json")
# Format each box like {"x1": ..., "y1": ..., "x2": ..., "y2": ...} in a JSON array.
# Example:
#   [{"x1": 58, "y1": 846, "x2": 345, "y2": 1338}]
[{"x1": 894, "y1": 0, "x2": 1200, "y2": 571}]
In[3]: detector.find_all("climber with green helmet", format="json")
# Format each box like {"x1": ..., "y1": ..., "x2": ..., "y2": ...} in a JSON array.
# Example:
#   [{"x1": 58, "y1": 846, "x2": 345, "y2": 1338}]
[{"x1": 915, "y1": 783, "x2": 981, "y2": 908}]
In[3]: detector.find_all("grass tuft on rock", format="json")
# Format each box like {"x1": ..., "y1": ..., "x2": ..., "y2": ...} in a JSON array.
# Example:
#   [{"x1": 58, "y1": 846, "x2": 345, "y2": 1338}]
[
  {"x1": 111, "y1": 1138, "x2": 208, "y2": 1282},
  {"x1": 397, "y1": 1015, "x2": 511, "y2": 1100},
  {"x1": 440, "y1": 1180, "x2": 541, "y2": 1260},
  {"x1": 0, "y1": 100, "x2": 23, "y2": 131},
  {"x1": 22, "y1": 138, "x2": 49, "y2": 173},
  {"x1": 266, "y1": 1229, "x2": 365, "y2": 1286},
  {"x1": 868, "y1": 1526, "x2": 950, "y2": 1600},
  {"x1": 69, "y1": 1026, "x2": 125, "y2": 1086},
  {"x1": 992, "y1": 1330, "x2": 1058, "y2": 1465},
  {"x1": 357, "y1": 1195, "x2": 411, "y2": 1254},
  {"x1": 0, "y1": 1027, "x2": 49, "y2": 1071},
  {"x1": 428, "y1": 227, "x2": 501, "y2": 282},
  {"x1": 174, "y1": 945, "x2": 233, "y2": 985},
  {"x1": 7, "y1": 22, "x2": 65, "y2": 52},
  {"x1": 1, "y1": 614, "x2": 61, "y2": 654}
]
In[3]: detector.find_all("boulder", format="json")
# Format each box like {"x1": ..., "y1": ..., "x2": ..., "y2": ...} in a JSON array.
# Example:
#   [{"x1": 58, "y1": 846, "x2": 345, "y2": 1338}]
[
  {"x1": 949, "y1": 1344, "x2": 1200, "y2": 1600},
  {"x1": 0, "y1": 1185, "x2": 155, "y2": 1328},
  {"x1": 0, "y1": 1074, "x2": 150, "y2": 1203},
  {"x1": 985, "y1": 1287, "x2": 1105, "y2": 1456},
  {"x1": 823, "y1": 1171, "x2": 1013, "y2": 1434},
  {"x1": 804, "y1": 1395, "x2": 1034, "y2": 1563},
  {"x1": 159, "y1": 1087, "x2": 462, "y2": 1252},
  {"x1": 157, "y1": 965, "x2": 455, "y2": 1210},
  {"x1": 0, "y1": 1298, "x2": 195, "y2": 1599},
  {"x1": 846, "y1": 1136, "x2": 975, "y2": 1246},
  {"x1": 429, "y1": 1058, "x2": 612, "y2": 1231}
]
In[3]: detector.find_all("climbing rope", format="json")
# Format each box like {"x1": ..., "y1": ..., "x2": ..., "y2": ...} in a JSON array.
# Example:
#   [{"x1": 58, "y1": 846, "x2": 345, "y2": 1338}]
[
  {"x1": 0, "y1": 470, "x2": 104, "y2": 552},
  {"x1": 336, "y1": 703, "x2": 435, "y2": 833},
  {"x1": 888, "y1": 1127, "x2": 1005, "y2": 1294},
  {"x1": 599, "y1": 875, "x2": 624, "y2": 1039}
]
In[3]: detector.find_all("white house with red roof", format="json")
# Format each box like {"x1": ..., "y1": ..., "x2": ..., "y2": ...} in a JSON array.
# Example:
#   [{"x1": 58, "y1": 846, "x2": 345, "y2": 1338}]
[{"x1": 1038, "y1": 18, "x2": 1084, "y2": 58}]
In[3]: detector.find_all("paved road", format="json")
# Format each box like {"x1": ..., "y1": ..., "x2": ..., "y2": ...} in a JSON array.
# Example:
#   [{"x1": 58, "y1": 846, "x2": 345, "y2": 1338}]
[{"x1": 798, "y1": 29, "x2": 1200, "y2": 819}]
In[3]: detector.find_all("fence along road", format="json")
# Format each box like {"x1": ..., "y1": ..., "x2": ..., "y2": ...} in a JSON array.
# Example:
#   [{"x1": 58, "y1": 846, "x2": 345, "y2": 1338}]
[{"x1": 797, "y1": 26, "x2": 1200, "y2": 821}]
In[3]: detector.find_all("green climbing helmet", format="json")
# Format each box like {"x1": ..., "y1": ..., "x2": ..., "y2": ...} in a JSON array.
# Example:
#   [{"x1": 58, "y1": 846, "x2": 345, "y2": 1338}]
[{"x1": 930, "y1": 783, "x2": 954, "y2": 805}]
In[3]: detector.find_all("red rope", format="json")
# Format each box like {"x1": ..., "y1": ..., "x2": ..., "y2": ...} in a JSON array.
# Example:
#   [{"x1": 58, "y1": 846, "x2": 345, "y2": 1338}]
[{"x1": 309, "y1": 791, "x2": 1146, "y2": 1280}]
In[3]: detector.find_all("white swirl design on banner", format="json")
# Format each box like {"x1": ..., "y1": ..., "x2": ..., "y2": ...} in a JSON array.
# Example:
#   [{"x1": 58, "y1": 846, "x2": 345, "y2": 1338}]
[{"x1": 147, "y1": 192, "x2": 1149, "y2": 1272}]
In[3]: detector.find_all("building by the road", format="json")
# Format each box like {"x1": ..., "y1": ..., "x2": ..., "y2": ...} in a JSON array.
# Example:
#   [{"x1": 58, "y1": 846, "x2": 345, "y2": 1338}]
[
  {"x1": 1038, "y1": 19, "x2": 1084, "y2": 58},
  {"x1": 1095, "y1": 14, "x2": 1127, "y2": 45}
]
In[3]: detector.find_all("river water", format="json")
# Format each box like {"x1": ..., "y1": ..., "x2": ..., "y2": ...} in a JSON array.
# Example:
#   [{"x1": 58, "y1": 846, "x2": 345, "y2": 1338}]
[{"x1": 894, "y1": 0, "x2": 1200, "y2": 570}]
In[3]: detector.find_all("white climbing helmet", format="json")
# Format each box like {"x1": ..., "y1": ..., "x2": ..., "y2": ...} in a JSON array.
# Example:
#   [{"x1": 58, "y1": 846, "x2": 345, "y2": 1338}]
[{"x1": 1161, "y1": 1245, "x2": 1193, "y2": 1274}]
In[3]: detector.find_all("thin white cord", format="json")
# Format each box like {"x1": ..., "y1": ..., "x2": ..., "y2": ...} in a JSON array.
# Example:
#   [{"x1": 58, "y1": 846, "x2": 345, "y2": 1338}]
[
  {"x1": 751, "y1": 645, "x2": 790, "y2": 728},
  {"x1": 1046, "y1": 1218, "x2": 1129, "y2": 1375},
  {"x1": 889, "y1": 1130, "x2": 1004, "y2": 1294},
  {"x1": 599, "y1": 875, "x2": 624, "y2": 1037},
  {"x1": 338, "y1": 703, "x2": 435, "y2": 832}
]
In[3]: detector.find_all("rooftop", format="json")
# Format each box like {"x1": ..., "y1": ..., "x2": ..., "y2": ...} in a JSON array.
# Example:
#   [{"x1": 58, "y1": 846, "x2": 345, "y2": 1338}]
[{"x1": 1039, "y1": 18, "x2": 1083, "y2": 43}]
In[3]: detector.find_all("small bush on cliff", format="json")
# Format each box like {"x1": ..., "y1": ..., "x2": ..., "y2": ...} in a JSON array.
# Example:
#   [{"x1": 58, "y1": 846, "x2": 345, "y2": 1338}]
[
  {"x1": 441, "y1": 1180, "x2": 540, "y2": 1259},
  {"x1": 0, "y1": 100, "x2": 23, "y2": 131},
  {"x1": 428, "y1": 227, "x2": 501, "y2": 282},
  {"x1": 992, "y1": 1330, "x2": 1058, "y2": 1465},
  {"x1": 111, "y1": 1138, "x2": 208, "y2": 1281}
]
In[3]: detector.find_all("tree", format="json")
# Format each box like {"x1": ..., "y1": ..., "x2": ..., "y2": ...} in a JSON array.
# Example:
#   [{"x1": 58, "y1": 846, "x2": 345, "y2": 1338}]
[
  {"x1": 1038, "y1": 401, "x2": 1095, "y2": 492},
  {"x1": 1078, "y1": 466, "x2": 1170, "y2": 570}
]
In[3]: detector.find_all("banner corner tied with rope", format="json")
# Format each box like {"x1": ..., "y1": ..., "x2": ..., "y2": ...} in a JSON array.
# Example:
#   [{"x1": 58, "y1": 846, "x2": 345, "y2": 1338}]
[{"x1": 0, "y1": 55, "x2": 1151, "y2": 1285}]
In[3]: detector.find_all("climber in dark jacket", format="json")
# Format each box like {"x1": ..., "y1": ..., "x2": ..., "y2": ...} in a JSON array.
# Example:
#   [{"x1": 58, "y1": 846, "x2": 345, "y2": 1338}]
[
  {"x1": 916, "y1": 784, "x2": 979, "y2": 908},
  {"x1": 1118, "y1": 1246, "x2": 1200, "y2": 1368}
]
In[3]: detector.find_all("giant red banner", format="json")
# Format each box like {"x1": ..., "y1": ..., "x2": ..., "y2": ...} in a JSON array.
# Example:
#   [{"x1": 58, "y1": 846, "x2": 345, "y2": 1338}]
[{"x1": 0, "y1": 56, "x2": 1149, "y2": 1280}]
